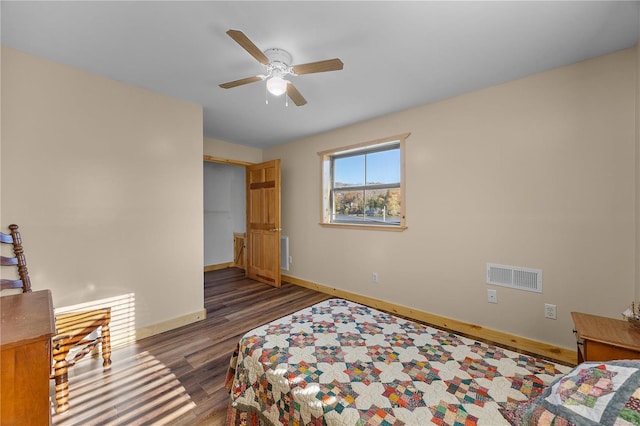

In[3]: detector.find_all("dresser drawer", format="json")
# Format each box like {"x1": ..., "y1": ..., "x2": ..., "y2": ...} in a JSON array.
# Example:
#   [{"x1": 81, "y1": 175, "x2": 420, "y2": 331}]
[{"x1": 583, "y1": 339, "x2": 640, "y2": 362}]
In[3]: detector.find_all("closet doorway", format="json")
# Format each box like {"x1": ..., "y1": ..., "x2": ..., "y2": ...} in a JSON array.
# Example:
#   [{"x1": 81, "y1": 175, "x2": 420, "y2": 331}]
[
  {"x1": 203, "y1": 156, "x2": 282, "y2": 286},
  {"x1": 203, "y1": 157, "x2": 250, "y2": 271}
]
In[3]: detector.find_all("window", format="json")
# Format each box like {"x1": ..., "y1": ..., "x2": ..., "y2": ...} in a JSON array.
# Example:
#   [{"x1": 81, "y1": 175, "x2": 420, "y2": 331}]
[{"x1": 319, "y1": 133, "x2": 408, "y2": 230}]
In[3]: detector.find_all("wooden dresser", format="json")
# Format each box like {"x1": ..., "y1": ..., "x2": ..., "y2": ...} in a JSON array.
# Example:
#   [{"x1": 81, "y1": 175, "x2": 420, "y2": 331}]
[
  {"x1": 1, "y1": 290, "x2": 56, "y2": 425},
  {"x1": 572, "y1": 311, "x2": 640, "y2": 364}
]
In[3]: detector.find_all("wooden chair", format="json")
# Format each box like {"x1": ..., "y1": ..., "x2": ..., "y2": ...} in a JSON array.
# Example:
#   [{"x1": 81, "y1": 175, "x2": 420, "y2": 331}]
[
  {"x1": 1, "y1": 224, "x2": 112, "y2": 413},
  {"x1": 52, "y1": 309, "x2": 112, "y2": 413},
  {"x1": 1, "y1": 224, "x2": 32, "y2": 292}
]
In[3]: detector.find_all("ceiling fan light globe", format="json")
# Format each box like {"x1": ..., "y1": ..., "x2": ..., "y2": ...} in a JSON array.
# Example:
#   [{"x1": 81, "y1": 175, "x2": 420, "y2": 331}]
[{"x1": 266, "y1": 76, "x2": 288, "y2": 96}]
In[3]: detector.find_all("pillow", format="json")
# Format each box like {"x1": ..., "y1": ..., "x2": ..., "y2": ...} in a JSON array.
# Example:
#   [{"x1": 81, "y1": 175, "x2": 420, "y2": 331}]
[{"x1": 500, "y1": 360, "x2": 640, "y2": 426}]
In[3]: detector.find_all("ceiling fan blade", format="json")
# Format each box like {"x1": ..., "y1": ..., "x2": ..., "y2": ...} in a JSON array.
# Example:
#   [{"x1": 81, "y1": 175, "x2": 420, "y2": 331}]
[
  {"x1": 292, "y1": 58, "x2": 344, "y2": 75},
  {"x1": 219, "y1": 75, "x2": 264, "y2": 89},
  {"x1": 287, "y1": 83, "x2": 307, "y2": 106},
  {"x1": 226, "y1": 30, "x2": 270, "y2": 65}
]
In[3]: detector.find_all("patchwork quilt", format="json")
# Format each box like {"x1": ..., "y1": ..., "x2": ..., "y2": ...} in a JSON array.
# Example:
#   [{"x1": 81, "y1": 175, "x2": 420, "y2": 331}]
[
  {"x1": 500, "y1": 360, "x2": 640, "y2": 425},
  {"x1": 226, "y1": 298, "x2": 572, "y2": 425}
]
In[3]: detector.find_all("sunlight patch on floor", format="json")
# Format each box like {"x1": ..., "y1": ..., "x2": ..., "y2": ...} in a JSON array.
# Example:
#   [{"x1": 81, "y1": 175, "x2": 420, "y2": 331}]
[{"x1": 51, "y1": 351, "x2": 195, "y2": 425}]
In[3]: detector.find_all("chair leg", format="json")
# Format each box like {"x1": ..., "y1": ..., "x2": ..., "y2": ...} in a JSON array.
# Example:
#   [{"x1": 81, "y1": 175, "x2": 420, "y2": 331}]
[
  {"x1": 53, "y1": 356, "x2": 70, "y2": 414},
  {"x1": 101, "y1": 321, "x2": 112, "y2": 368}
]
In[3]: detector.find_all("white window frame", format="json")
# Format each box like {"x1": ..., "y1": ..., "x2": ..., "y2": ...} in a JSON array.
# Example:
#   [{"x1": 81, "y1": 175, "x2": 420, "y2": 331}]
[{"x1": 318, "y1": 133, "x2": 409, "y2": 231}]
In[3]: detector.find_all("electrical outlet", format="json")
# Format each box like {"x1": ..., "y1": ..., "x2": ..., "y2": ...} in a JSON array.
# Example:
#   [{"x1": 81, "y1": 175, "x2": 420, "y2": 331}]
[
  {"x1": 372, "y1": 272, "x2": 379, "y2": 283},
  {"x1": 288, "y1": 255, "x2": 293, "y2": 265},
  {"x1": 487, "y1": 289, "x2": 497, "y2": 303},
  {"x1": 544, "y1": 303, "x2": 557, "y2": 320}
]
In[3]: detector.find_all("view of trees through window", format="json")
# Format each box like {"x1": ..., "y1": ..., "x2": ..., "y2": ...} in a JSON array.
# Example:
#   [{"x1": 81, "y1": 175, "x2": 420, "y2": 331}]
[
  {"x1": 331, "y1": 144, "x2": 401, "y2": 224},
  {"x1": 333, "y1": 189, "x2": 401, "y2": 223}
]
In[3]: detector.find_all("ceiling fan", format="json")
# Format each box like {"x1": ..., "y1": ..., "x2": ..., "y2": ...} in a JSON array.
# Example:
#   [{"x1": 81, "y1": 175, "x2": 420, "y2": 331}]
[{"x1": 219, "y1": 30, "x2": 344, "y2": 106}]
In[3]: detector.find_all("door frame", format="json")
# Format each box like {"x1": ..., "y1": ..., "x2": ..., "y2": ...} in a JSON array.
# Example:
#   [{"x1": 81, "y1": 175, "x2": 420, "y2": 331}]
[{"x1": 203, "y1": 155, "x2": 254, "y2": 167}]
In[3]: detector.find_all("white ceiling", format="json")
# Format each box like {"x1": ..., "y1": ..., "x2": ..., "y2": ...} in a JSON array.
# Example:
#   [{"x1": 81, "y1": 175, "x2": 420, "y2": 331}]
[{"x1": 2, "y1": 1, "x2": 639, "y2": 149}]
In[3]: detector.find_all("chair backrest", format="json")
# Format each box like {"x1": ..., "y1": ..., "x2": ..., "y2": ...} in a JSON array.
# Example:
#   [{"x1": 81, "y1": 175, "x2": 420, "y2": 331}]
[{"x1": 1, "y1": 224, "x2": 32, "y2": 293}]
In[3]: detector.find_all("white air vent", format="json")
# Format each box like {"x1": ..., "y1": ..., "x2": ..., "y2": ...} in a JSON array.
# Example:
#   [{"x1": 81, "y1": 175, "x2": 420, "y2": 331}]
[{"x1": 486, "y1": 263, "x2": 542, "y2": 293}]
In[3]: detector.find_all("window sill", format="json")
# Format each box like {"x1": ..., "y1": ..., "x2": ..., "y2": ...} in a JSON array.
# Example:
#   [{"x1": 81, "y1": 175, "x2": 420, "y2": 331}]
[{"x1": 319, "y1": 222, "x2": 408, "y2": 232}]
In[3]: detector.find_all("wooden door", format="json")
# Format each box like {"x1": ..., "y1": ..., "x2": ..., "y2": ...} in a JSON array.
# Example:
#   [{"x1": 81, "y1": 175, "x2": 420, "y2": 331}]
[{"x1": 246, "y1": 159, "x2": 281, "y2": 287}]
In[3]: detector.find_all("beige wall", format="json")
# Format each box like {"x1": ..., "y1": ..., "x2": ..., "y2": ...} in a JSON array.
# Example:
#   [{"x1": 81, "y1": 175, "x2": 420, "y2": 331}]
[
  {"x1": 265, "y1": 48, "x2": 637, "y2": 350},
  {"x1": 3, "y1": 44, "x2": 634, "y2": 351},
  {"x1": 1, "y1": 47, "x2": 204, "y2": 334},
  {"x1": 204, "y1": 136, "x2": 262, "y2": 164}
]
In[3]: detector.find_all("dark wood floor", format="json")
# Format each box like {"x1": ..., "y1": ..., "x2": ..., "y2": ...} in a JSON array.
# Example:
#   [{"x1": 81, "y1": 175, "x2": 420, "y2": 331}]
[{"x1": 51, "y1": 268, "x2": 331, "y2": 425}]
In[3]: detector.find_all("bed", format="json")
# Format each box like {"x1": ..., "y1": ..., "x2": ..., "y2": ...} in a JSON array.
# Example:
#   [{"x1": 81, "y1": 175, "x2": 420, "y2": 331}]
[{"x1": 226, "y1": 298, "x2": 640, "y2": 425}]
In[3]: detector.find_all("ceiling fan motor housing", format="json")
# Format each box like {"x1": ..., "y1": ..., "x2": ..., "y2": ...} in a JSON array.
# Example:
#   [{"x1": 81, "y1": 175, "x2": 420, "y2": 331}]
[{"x1": 265, "y1": 48, "x2": 293, "y2": 76}]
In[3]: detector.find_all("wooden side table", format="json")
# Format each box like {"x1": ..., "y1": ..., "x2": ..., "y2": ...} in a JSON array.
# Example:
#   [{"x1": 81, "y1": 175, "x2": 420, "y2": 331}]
[
  {"x1": 571, "y1": 311, "x2": 640, "y2": 364},
  {"x1": 1, "y1": 290, "x2": 56, "y2": 425}
]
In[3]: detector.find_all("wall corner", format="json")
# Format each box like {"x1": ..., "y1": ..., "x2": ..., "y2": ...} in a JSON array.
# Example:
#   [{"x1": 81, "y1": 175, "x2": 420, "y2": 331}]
[{"x1": 636, "y1": 41, "x2": 640, "y2": 301}]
